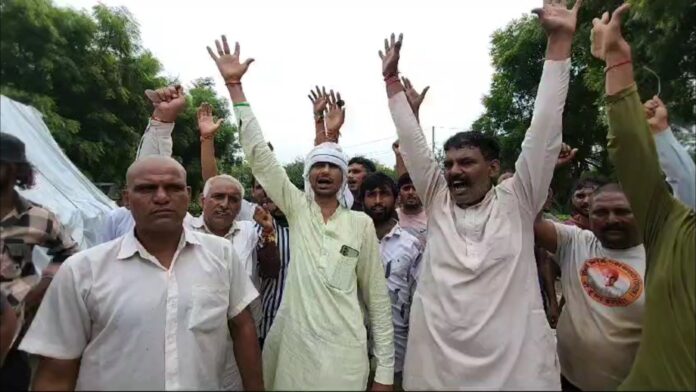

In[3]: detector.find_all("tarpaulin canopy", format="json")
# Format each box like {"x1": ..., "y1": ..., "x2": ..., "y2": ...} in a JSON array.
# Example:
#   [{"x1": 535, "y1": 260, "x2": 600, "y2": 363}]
[{"x1": 0, "y1": 95, "x2": 115, "y2": 270}]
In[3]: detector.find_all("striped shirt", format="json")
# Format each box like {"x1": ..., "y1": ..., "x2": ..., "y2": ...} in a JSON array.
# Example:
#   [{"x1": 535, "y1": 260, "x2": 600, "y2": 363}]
[{"x1": 257, "y1": 217, "x2": 291, "y2": 340}]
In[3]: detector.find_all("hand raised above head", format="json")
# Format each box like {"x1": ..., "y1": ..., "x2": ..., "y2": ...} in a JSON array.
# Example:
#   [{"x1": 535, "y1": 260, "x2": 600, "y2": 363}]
[
  {"x1": 555, "y1": 143, "x2": 578, "y2": 168},
  {"x1": 532, "y1": 0, "x2": 584, "y2": 38},
  {"x1": 308, "y1": 85, "x2": 329, "y2": 116},
  {"x1": 589, "y1": 3, "x2": 631, "y2": 62},
  {"x1": 197, "y1": 102, "x2": 224, "y2": 138},
  {"x1": 145, "y1": 84, "x2": 186, "y2": 122},
  {"x1": 644, "y1": 95, "x2": 669, "y2": 134},
  {"x1": 378, "y1": 33, "x2": 403, "y2": 79},
  {"x1": 207, "y1": 35, "x2": 255, "y2": 83},
  {"x1": 326, "y1": 89, "x2": 345, "y2": 143},
  {"x1": 401, "y1": 76, "x2": 429, "y2": 118}
]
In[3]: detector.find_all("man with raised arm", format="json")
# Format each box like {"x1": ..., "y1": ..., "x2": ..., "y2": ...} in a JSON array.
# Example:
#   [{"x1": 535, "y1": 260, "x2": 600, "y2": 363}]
[
  {"x1": 644, "y1": 96, "x2": 695, "y2": 209},
  {"x1": 534, "y1": 182, "x2": 645, "y2": 390},
  {"x1": 206, "y1": 36, "x2": 394, "y2": 390},
  {"x1": 589, "y1": 4, "x2": 695, "y2": 389},
  {"x1": 380, "y1": 0, "x2": 581, "y2": 388}
]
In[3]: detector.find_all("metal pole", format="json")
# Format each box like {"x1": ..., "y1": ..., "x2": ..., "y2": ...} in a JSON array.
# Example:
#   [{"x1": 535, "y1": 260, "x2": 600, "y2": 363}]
[{"x1": 432, "y1": 126, "x2": 435, "y2": 153}]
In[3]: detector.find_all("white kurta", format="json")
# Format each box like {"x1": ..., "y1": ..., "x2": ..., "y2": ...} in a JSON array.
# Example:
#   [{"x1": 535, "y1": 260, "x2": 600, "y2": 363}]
[{"x1": 390, "y1": 59, "x2": 570, "y2": 389}]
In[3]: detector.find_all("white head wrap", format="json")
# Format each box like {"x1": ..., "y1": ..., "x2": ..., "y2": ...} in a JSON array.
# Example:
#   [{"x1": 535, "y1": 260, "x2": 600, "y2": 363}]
[{"x1": 303, "y1": 142, "x2": 354, "y2": 209}]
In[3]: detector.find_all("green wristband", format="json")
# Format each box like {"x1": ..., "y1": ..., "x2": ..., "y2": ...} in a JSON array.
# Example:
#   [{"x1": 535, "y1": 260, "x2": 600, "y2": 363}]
[{"x1": 233, "y1": 102, "x2": 250, "y2": 108}]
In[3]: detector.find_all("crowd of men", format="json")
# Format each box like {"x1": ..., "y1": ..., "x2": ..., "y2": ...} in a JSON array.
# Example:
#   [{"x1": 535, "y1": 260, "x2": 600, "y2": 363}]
[{"x1": 1, "y1": 0, "x2": 694, "y2": 390}]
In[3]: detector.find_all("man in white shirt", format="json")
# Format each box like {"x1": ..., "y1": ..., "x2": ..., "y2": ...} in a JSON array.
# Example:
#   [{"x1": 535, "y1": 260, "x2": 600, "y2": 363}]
[
  {"x1": 534, "y1": 183, "x2": 645, "y2": 391},
  {"x1": 379, "y1": 0, "x2": 582, "y2": 388},
  {"x1": 19, "y1": 155, "x2": 263, "y2": 390},
  {"x1": 360, "y1": 172, "x2": 422, "y2": 389}
]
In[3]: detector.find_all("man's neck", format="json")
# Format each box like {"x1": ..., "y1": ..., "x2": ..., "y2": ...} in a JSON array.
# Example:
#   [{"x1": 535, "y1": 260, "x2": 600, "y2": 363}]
[
  {"x1": 135, "y1": 226, "x2": 183, "y2": 270},
  {"x1": 375, "y1": 218, "x2": 397, "y2": 240},
  {"x1": 315, "y1": 195, "x2": 339, "y2": 223},
  {"x1": 0, "y1": 187, "x2": 16, "y2": 220},
  {"x1": 204, "y1": 218, "x2": 233, "y2": 238},
  {"x1": 401, "y1": 205, "x2": 423, "y2": 216}
]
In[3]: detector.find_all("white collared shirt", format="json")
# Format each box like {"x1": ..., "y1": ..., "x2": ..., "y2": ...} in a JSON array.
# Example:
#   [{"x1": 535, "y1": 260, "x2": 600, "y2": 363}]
[
  {"x1": 379, "y1": 224, "x2": 422, "y2": 373},
  {"x1": 19, "y1": 228, "x2": 258, "y2": 391}
]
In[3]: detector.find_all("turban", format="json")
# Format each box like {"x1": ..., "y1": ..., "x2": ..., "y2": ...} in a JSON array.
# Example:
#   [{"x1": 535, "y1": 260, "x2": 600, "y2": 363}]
[{"x1": 303, "y1": 142, "x2": 354, "y2": 209}]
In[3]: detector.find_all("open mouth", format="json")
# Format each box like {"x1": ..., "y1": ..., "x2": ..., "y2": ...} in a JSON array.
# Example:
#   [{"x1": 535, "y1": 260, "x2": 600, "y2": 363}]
[
  {"x1": 317, "y1": 178, "x2": 333, "y2": 186},
  {"x1": 451, "y1": 180, "x2": 468, "y2": 193}
]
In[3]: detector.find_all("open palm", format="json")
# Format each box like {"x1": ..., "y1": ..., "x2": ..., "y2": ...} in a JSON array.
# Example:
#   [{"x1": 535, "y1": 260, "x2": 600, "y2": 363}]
[
  {"x1": 207, "y1": 35, "x2": 254, "y2": 82},
  {"x1": 197, "y1": 103, "x2": 223, "y2": 137},
  {"x1": 533, "y1": 0, "x2": 583, "y2": 36}
]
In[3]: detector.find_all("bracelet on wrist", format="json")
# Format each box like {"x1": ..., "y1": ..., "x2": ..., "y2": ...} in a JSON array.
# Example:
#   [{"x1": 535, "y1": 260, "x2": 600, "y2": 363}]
[
  {"x1": 151, "y1": 115, "x2": 174, "y2": 124},
  {"x1": 200, "y1": 134, "x2": 215, "y2": 142},
  {"x1": 384, "y1": 75, "x2": 401, "y2": 87},
  {"x1": 225, "y1": 80, "x2": 242, "y2": 87}
]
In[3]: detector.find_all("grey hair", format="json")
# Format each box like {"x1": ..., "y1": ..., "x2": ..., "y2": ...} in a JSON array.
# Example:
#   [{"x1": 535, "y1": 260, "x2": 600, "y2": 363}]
[{"x1": 202, "y1": 174, "x2": 245, "y2": 198}]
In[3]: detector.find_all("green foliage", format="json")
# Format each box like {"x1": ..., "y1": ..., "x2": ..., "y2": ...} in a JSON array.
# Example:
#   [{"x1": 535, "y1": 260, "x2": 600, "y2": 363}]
[
  {"x1": 473, "y1": 0, "x2": 695, "y2": 210},
  {"x1": 0, "y1": 0, "x2": 240, "y2": 196}
]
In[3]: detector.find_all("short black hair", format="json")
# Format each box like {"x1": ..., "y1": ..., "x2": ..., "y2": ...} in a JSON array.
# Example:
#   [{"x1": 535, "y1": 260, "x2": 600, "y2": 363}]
[
  {"x1": 572, "y1": 174, "x2": 609, "y2": 193},
  {"x1": 348, "y1": 156, "x2": 376, "y2": 173},
  {"x1": 397, "y1": 173, "x2": 414, "y2": 190},
  {"x1": 592, "y1": 182, "x2": 624, "y2": 197},
  {"x1": 443, "y1": 131, "x2": 500, "y2": 161},
  {"x1": 360, "y1": 172, "x2": 397, "y2": 202},
  {"x1": 11, "y1": 162, "x2": 35, "y2": 190}
]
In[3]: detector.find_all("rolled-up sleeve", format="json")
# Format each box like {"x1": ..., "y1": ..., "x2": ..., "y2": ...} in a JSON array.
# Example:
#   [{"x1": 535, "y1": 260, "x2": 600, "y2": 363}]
[
  {"x1": 18, "y1": 255, "x2": 91, "y2": 359},
  {"x1": 135, "y1": 120, "x2": 175, "y2": 159},
  {"x1": 357, "y1": 220, "x2": 394, "y2": 385}
]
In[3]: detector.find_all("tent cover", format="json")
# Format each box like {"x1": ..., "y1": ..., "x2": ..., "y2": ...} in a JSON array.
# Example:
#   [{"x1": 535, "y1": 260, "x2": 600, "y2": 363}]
[{"x1": 1, "y1": 95, "x2": 115, "y2": 271}]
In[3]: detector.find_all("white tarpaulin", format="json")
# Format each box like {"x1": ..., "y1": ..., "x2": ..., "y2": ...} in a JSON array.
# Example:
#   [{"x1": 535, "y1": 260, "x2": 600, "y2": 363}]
[{"x1": 0, "y1": 95, "x2": 115, "y2": 270}]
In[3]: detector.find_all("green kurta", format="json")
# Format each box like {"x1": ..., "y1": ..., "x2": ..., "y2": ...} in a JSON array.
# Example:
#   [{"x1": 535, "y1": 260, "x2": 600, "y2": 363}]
[
  {"x1": 234, "y1": 104, "x2": 395, "y2": 390},
  {"x1": 607, "y1": 85, "x2": 695, "y2": 390}
]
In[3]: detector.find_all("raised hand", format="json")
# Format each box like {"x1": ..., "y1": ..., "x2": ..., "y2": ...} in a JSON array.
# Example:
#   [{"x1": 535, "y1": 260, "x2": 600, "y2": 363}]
[
  {"x1": 326, "y1": 89, "x2": 345, "y2": 142},
  {"x1": 145, "y1": 84, "x2": 186, "y2": 123},
  {"x1": 392, "y1": 140, "x2": 401, "y2": 156},
  {"x1": 401, "y1": 76, "x2": 429, "y2": 120},
  {"x1": 644, "y1": 95, "x2": 669, "y2": 134},
  {"x1": 197, "y1": 102, "x2": 224, "y2": 138},
  {"x1": 308, "y1": 86, "x2": 329, "y2": 116},
  {"x1": 253, "y1": 206, "x2": 274, "y2": 231},
  {"x1": 532, "y1": 0, "x2": 584, "y2": 37},
  {"x1": 207, "y1": 35, "x2": 255, "y2": 83},
  {"x1": 556, "y1": 143, "x2": 578, "y2": 168},
  {"x1": 379, "y1": 33, "x2": 403, "y2": 78},
  {"x1": 590, "y1": 3, "x2": 631, "y2": 62}
]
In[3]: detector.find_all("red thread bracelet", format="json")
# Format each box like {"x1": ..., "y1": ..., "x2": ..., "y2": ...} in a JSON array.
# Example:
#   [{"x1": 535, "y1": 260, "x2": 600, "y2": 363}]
[{"x1": 604, "y1": 59, "x2": 632, "y2": 73}]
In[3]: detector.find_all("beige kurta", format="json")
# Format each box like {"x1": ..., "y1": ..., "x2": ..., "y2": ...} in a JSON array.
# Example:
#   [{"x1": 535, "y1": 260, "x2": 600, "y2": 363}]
[
  {"x1": 390, "y1": 59, "x2": 570, "y2": 390},
  {"x1": 235, "y1": 104, "x2": 395, "y2": 390}
]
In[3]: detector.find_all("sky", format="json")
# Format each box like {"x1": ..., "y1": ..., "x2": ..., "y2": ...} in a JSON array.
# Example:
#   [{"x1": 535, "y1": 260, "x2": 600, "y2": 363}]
[{"x1": 55, "y1": 0, "x2": 539, "y2": 166}]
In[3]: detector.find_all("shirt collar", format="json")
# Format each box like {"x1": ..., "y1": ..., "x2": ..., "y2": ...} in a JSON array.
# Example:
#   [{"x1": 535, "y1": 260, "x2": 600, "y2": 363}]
[
  {"x1": 191, "y1": 215, "x2": 240, "y2": 238},
  {"x1": 382, "y1": 222, "x2": 403, "y2": 241},
  {"x1": 117, "y1": 226, "x2": 200, "y2": 261}
]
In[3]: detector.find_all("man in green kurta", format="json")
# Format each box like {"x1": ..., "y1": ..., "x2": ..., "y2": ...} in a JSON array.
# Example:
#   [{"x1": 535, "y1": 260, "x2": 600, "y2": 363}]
[
  {"x1": 590, "y1": 4, "x2": 695, "y2": 389},
  {"x1": 205, "y1": 36, "x2": 395, "y2": 390}
]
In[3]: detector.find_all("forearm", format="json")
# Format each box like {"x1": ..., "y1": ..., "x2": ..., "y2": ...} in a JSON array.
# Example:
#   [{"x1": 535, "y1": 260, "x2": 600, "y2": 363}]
[
  {"x1": 394, "y1": 153, "x2": 408, "y2": 178},
  {"x1": 200, "y1": 138, "x2": 218, "y2": 182},
  {"x1": 32, "y1": 357, "x2": 80, "y2": 391},
  {"x1": 606, "y1": 83, "x2": 669, "y2": 233},
  {"x1": 654, "y1": 127, "x2": 696, "y2": 209},
  {"x1": 540, "y1": 253, "x2": 558, "y2": 308},
  {"x1": 257, "y1": 240, "x2": 280, "y2": 279},
  {"x1": 388, "y1": 92, "x2": 445, "y2": 207},
  {"x1": 230, "y1": 317, "x2": 264, "y2": 390},
  {"x1": 135, "y1": 120, "x2": 175, "y2": 159},
  {"x1": 314, "y1": 116, "x2": 327, "y2": 146}
]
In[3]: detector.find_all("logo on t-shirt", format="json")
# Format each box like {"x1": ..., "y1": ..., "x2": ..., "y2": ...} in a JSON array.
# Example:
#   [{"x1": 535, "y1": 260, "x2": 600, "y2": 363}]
[{"x1": 579, "y1": 257, "x2": 643, "y2": 307}]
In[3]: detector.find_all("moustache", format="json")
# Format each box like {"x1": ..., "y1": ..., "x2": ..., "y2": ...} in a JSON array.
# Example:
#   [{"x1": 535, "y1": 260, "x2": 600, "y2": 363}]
[{"x1": 601, "y1": 224, "x2": 626, "y2": 232}]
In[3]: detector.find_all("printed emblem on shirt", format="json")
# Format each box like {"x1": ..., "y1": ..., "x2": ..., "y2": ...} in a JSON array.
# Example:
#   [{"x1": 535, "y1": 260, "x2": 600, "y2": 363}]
[{"x1": 579, "y1": 257, "x2": 643, "y2": 307}]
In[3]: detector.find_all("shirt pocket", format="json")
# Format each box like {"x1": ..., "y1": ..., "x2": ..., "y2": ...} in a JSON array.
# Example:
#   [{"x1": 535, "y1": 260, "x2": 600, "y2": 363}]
[
  {"x1": 325, "y1": 256, "x2": 358, "y2": 292},
  {"x1": 188, "y1": 285, "x2": 229, "y2": 333}
]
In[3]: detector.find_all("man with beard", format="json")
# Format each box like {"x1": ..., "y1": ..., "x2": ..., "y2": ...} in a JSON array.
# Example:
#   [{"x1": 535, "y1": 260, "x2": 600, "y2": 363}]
[
  {"x1": 206, "y1": 35, "x2": 394, "y2": 390},
  {"x1": 347, "y1": 157, "x2": 376, "y2": 211},
  {"x1": 19, "y1": 156, "x2": 263, "y2": 390},
  {"x1": 361, "y1": 172, "x2": 422, "y2": 389},
  {"x1": 534, "y1": 183, "x2": 645, "y2": 390},
  {"x1": 379, "y1": 0, "x2": 581, "y2": 387},
  {"x1": 395, "y1": 173, "x2": 427, "y2": 246},
  {"x1": 590, "y1": 5, "x2": 695, "y2": 388},
  {"x1": 567, "y1": 176, "x2": 608, "y2": 230}
]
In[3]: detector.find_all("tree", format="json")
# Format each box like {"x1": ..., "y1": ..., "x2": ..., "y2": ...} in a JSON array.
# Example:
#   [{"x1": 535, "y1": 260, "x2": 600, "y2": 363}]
[
  {"x1": 0, "y1": 0, "x2": 241, "y2": 195},
  {"x1": 472, "y1": 0, "x2": 695, "y2": 209}
]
